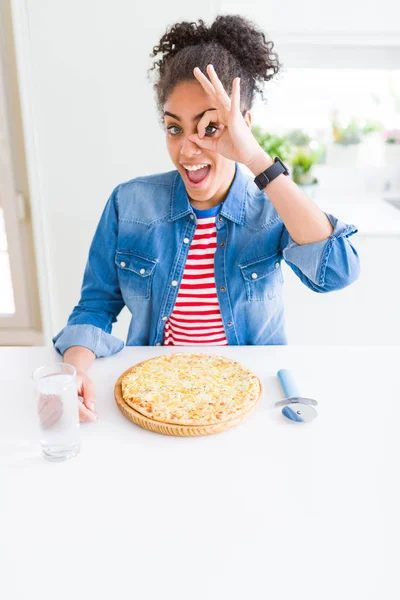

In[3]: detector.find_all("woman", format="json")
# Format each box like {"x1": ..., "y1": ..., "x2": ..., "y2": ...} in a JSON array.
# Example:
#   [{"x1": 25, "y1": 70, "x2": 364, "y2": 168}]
[{"x1": 52, "y1": 15, "x2": 360, "y2": 423}]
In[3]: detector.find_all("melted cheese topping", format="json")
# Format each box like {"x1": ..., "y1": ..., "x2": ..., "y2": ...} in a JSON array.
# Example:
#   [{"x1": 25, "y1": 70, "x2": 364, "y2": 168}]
[{"x1": 121, "y1": 352, "x2": 261, "y2": 426}]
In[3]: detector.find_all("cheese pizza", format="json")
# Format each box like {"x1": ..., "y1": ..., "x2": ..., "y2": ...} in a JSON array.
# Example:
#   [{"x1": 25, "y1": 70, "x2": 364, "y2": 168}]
[{"x1": 121, "y1": 352, "x2": 262, "y2": 426}]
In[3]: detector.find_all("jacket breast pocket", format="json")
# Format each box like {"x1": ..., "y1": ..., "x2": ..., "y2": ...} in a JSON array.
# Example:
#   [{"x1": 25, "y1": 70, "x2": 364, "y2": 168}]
[
  {"x1": 238, "y1": 253, "x2": 283, "y2": 302},
  {"x1": 115, "y1": 250, "x2": 158, "y2": 300}
]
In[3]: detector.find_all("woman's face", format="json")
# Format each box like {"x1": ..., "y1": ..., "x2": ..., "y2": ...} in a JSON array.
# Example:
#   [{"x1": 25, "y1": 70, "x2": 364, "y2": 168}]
[{"x1": 163, "y1": 80, "x2": 237, "y2": 210}]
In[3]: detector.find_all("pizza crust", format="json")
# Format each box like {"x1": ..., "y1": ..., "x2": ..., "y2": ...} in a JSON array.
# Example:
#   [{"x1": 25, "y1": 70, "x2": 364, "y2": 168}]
[{"x1": 121, "y1": 352, "x2": 261, "y2": 426}]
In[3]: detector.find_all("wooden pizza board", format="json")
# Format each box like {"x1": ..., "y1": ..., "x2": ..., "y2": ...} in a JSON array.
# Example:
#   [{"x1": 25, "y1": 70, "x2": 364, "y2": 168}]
[{"x1": 114, "y1": 361, "x2": 263, "y2": 437}]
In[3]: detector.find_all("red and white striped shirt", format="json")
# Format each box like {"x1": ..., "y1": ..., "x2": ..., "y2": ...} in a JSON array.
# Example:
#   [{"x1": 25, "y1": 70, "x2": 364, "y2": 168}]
[{"x1": 164, "y1": 210, "x2": 228, "y2": 346}]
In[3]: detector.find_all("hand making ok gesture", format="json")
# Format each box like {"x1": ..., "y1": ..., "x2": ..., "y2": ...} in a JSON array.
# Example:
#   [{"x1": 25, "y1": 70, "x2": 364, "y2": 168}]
[{"x1": 188, "y1": 64, "x2": 264, "y2": 169}]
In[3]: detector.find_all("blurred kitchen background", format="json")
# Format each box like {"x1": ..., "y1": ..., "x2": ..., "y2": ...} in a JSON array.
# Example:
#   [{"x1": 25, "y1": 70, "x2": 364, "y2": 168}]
[{"x1": 1, "y1": 0, "x2": 400, "y2": 347}]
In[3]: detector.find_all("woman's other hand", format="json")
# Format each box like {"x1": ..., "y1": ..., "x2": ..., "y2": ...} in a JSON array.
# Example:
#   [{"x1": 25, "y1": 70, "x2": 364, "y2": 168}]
[
  {"x1": 37, "y1": 369, "x2": 97, "y2": 426},
  {"x1": 76, "y1": 370, "x2": 98, "y2": 423}
]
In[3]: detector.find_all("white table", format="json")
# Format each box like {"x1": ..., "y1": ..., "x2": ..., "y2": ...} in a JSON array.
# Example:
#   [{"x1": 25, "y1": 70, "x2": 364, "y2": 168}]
[{"x1": 1, "y1": 345, "x2": 399, "y2": 600}]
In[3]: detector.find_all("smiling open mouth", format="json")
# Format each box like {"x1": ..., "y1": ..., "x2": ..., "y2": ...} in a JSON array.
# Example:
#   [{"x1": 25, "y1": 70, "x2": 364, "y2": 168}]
[{"x1": 183, "y1": 165, "x2": 211, "y2": 188}]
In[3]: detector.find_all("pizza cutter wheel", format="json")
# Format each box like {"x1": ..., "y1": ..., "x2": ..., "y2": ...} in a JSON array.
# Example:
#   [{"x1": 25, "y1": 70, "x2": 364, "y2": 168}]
[{"x1": 276, "y1": 369, "x2": 318, "y2": 423}]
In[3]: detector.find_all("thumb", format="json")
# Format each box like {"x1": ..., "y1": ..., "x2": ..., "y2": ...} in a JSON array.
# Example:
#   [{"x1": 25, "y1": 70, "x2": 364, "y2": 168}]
[
  {"x1": 76, "y1": 374, "x2": 84, "y2": 396},
  {"x1": 82, "y1": 377, "x2": 96, "y2": 413},
  {"x1": 187, "y1": 134, "x2": 216, "y2": 152}
]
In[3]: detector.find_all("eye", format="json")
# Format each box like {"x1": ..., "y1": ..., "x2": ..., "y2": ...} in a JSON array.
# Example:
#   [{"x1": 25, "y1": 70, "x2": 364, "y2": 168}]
[
  {"x1": 205, "y1": 124, "x2": 218, "y2": 135},
  {"x1": 167, "y1": 125, "x2": 181, "y2": 136}
]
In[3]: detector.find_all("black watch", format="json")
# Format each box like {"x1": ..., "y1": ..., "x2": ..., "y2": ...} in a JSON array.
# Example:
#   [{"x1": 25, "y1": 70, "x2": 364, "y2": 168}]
[{"x1": 254, "y1": 156, "x2": 290, "y2": 190}]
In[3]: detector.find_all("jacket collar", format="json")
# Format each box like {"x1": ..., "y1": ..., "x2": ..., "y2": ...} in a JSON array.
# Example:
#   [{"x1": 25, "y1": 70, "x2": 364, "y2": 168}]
[{"x1": 170, "y1": 162, "x2": 249, "y2": 225}]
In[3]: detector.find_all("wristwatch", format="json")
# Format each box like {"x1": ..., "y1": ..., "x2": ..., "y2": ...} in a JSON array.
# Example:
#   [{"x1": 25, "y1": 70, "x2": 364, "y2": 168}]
[{"x1": 254, "y1": 156, "x2": 290, "y2": 190}]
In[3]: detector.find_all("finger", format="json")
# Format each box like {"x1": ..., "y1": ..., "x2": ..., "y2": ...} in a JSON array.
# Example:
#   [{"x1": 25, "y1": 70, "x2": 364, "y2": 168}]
[
  {"x1": 193, "y1": 67, "x2": 216, "y2": 99},
  {"x1": 79, "y1": 400, "x2": 98, "y2": 423},
  {"x1": 38, "y1": 394, "x2": 64, "y2": 428},
  {"x1": 81, "y1": 378, "x2": 96, "y2": 412},
  {"x1": 187, "y1": 132, "x2": 219, "y2": 152},
  {"x1": 38, "y1": 393, "x2": 62, "y2": 414},
  {"x1": 188, "y1": 124, "x2": 226, "y2": 147},
  {"x1": 231, "y1": 77, "x2": 241, "y2": 113},
  {"x1": 196, "y1": 108, "x2": 218, "y2": 138},
  {"x1": 206, "y1": 64, "x2": 231, "y2": 110},
  {"x1": 40, "y1": 404, "x2": 64, "y2": 428}
]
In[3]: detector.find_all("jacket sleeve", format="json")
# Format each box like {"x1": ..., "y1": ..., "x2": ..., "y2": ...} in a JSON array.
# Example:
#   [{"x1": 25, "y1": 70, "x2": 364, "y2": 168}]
[
  {"x1": 52, "y1": 184, "x2": 125, "y2": 358},
  {"x1": 278, "y1": 212, "x2": 360, "y2": 292}
]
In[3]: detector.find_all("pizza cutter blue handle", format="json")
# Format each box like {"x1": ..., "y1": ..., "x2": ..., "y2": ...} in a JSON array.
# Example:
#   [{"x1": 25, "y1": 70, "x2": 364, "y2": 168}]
[{"x1": 277, "y1": 369, "x2": 301, "y2": 400}]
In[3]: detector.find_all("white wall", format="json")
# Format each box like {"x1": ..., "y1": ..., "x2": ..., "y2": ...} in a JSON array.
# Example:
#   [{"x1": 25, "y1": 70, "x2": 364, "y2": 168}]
[
  {"x1": 11, "y1": 0, "x2": 400, "y2": 346},
  {"x1": 218, "y1": 0, "x2": 400, "y2": 35}
]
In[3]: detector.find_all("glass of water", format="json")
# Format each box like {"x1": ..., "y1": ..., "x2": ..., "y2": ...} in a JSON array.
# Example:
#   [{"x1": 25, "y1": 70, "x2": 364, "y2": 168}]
[{"x1": 32, "y1": 363, "x2": 80, "y2": 462}]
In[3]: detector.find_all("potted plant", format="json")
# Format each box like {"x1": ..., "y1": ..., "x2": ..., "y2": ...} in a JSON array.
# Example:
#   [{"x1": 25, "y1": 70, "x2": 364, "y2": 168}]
[
  {"x1": 332, "y1": 117, "x2": 362, "y2": 145},
  {"x1": 286, "y1": 129, "x2": 313, "y2": 148},
  {"x1": 383, "y1": 128, "x2": 400, "y2": 167},
  {"x1": 362, "y1": 119, "x2": 384, "y2": 136},
  {"x1": 326, "y1": 112, "x2": 363, "y2": 166},
  {"x1": 251, "y1": 125, "x2": 323, "y2": 195},
  {"x1": 290, "y1": 148, "x2": 322, "y2": 200},
  {"x1": 251, "y1": 125, "x2": 291, "y2": 162}
]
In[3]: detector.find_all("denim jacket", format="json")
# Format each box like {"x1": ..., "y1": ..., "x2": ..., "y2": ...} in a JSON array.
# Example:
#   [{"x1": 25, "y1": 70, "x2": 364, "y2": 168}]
[{"x1": 52, "y1": 162, "x2": 360, "y2": 356}]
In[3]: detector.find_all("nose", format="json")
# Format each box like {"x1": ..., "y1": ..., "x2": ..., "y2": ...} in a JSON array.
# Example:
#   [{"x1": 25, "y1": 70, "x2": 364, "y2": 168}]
[{"x1": 180, "y1": 136, "x2": 201, "y2": 158}]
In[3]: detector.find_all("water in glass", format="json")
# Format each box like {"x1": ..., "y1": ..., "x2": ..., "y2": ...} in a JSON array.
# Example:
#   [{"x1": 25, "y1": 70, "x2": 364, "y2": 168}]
[{"x1": 34, "y1": 364, "x2": 80, "y2": 461}]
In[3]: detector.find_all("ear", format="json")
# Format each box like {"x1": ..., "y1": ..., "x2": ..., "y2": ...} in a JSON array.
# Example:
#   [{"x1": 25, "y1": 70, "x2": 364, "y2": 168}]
[{"x1": 243, "y1": 110, "x2": 252, "y2": 128}]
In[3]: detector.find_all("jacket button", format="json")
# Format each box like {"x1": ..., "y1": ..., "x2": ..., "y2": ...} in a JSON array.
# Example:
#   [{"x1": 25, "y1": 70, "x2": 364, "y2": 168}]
[
  {"x1": 275, "y1": 262, "x2": 280, "y2": 269},
  {"x1": 183, "y1": 238, "x2": 189, "y2": 244},
  {"x1": 220, "y1": 242, "x2": 225, "y2": 247},
  {"x1": 189, "y1": 214, "x2": 195, "y2": 220},
  {"x1": 251, "y1": 273, "x2": 258, "y2": 279},
  {"x1": 162, "y1": 316, "x2": 167, "y2": 321},
  {"x1": 171, "y1": 280, "x2": 178, "y2": 286},
  {"x1": 228, "y1": 321, "x2": 233, "y2": 326},
  {"x1": 218, "y1": 216, "x2": 223, "y2": 222},
  {"x1": 120, "y1": 261, "x2": 126, "y2": 268},
  {"x1": 156, "y1": 342, "x2": 161, "y2": 346},
  {"x1": 139, "y1": 268, "x2": 146, "y2": 275},
  {"x1": 220, "y1": 286, "x2": 226, "y2": 292}
]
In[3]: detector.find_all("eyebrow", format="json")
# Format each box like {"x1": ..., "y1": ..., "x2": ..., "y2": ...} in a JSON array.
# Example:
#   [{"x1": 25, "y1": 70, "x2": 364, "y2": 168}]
[{"x1": 163, "y1": 109, "x2": 217, "y2": 122}]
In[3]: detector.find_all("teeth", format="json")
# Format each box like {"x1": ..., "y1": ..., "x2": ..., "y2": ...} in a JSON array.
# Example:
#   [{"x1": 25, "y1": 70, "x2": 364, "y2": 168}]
[{"x1": 183, "y1": 164, "x2": 209, "y2": 171}]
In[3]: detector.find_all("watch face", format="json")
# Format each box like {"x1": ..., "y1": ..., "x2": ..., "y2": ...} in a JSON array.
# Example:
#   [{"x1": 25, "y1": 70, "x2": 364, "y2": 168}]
[{"x1": 274, "y1": 156, "x2": 289, "y2": 174}]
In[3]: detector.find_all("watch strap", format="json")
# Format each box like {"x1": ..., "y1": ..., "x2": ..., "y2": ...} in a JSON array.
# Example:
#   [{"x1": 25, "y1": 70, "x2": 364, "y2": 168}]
[{"x1": 254, "y1": 157, "x2": 289, "y2": 190}]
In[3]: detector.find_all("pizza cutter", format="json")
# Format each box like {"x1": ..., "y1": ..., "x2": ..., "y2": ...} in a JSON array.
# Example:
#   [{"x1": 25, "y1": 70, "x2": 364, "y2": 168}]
[{"x1": 275, "y1": 369, "x2": 318, "y2": 423}]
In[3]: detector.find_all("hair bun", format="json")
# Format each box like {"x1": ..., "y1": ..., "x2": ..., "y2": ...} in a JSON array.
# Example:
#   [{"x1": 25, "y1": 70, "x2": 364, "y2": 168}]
[
  {"x1": 149, "y1": 14, "x2": 282, "y2": 116},
  {"x1": 209, "y1": 14, "x2": 279, "y2": 81}
]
